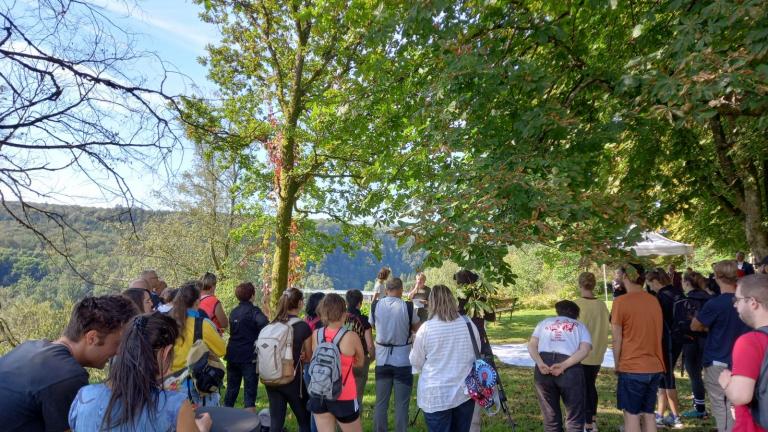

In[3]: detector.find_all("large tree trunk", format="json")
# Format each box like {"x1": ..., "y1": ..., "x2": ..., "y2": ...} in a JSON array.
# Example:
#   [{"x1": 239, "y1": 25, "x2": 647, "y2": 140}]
[
  {"x1": 742, "y1": 181, "x2": 768, "y2": 259},
  {"x1": 269, "y1": 179, "x2": 296, "y2": 309},
  {"x1": 710, "y1": 114, "x2": 768, "y2": 260}
]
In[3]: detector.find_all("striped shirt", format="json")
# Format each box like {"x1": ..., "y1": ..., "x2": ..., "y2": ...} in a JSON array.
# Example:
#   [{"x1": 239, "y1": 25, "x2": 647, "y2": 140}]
[{"x1": 409, "y1": 316, "x2": 480, "y2": 413}]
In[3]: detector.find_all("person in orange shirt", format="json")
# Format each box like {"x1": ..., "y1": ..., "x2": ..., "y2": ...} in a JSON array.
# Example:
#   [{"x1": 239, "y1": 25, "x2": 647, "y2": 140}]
[{"x1": 611, "y1": 263, "x2": 665, "y2": 432}]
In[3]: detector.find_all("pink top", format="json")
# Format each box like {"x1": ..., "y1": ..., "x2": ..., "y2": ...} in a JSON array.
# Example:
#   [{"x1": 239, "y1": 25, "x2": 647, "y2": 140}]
[{"x1": 322, "y1": 327, "x2": 356, "y2": 401}]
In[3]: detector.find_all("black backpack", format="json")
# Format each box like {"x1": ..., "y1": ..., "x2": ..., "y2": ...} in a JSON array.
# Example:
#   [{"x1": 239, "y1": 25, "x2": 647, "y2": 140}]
[
  {"x1": 187, "y1": 317, "x2": 226, "y2": 399},
  {"x1": 670, "y1": 296, "x2": 707, "y2": 344},
  {"x1": 751, "y1": 327, "x2": 768, "y2": 429}
]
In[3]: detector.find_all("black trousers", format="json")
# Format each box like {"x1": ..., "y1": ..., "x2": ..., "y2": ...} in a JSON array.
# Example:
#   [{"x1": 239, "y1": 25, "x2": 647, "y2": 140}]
[
  {"x1": 265, "y1": 375, "x2": 311, "y2": 432},
  {"x1": 534, "y1": 352, "x2": 586, "y2": 432},
  {"x1": 224, "y1": 361, "x2": 258, "y2": 408},
  {"x1": 582, "y1": 364, "x2": 601, "y2": 424}
]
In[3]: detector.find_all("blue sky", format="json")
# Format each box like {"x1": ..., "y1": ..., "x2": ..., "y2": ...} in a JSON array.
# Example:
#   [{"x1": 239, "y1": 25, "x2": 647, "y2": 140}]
[
  {"x1": 6, "y1": 0, "x2": 223, "y2": 209},
  {"x1": 89, "y1": 0, "x2": 222, "y2": 208}
]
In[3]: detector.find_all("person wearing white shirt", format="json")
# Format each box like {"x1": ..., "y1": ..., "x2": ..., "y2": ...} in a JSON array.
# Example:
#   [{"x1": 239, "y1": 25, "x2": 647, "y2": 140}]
[
  {"x1": 528, "y1": 300, "x2": 592, "y2": 432},
  {"x1": 409, "y1": 285, "x2": 480, "y2": 432}
]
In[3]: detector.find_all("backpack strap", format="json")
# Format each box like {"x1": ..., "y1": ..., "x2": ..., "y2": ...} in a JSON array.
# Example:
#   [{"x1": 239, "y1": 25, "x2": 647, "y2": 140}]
[
  {"x1": 330, "y1": 327, "x2": 348, "y2": 346},
  {"x1": 194, "y1": 316, "x2": 204, "y2": 342},
  {"x1": 463, "y1": 316, "x2": 481, "y2": 360},
  {"x1": 371, "y1": 300, "x2": 378, "y2": 326},
  {"x1": 317, "y1": 327, "x2": 326, "y2": 346},
  {"x1": 329, "y1": 327, "x2": 352, "y2": 386},
  {"x1": 405, "y1": 301, "x2": 414, "y2": 343}
]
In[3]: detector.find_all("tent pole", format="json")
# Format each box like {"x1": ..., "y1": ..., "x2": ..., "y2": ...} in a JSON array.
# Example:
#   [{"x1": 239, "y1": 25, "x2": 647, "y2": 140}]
[{"x1": 602, "y1": 264, "x2": 609, "y2": 302}]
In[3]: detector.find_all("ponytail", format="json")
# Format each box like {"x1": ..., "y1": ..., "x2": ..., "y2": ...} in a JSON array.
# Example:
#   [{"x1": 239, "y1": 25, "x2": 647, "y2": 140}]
[
  {"x1": 102, "y1": 312, "x2": 179, "y2": 430},
  {"x1": 273, "y1": 288, "x2": 304, "y2": 323},
  {"x1": 171, "y1": 280, "x2": 201, "y2": 340}
]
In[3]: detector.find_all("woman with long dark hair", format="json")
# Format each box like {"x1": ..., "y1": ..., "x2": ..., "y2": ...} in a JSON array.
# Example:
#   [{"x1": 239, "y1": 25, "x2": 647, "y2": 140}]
[
  {"x1": 265, "y1": 287, "x2": 312, "y2": 432},
  {"x1": 305, "y1": 292, "x2": 326, "y2": 332},
  {"x1": 122, "y1": 287, "x2": 153, "y2": 313},
  {"x1": 680, "y1": 271, "x2": 711, "y2": 419},
  {"x1": 69, "y1": 312, "x2": 212, "y2": 431},
  {"x1": 166, "y1": 281, "x2": 226, "y2": 406}
]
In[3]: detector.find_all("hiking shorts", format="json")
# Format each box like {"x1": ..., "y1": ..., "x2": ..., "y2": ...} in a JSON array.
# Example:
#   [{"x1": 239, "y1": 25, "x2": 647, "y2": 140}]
[
  {"x1": 617, "y1": 372, "x2": 662, "y2": 415},
  {"x1": 308, "y1": 397, "x2": 360, "y2": 423}
]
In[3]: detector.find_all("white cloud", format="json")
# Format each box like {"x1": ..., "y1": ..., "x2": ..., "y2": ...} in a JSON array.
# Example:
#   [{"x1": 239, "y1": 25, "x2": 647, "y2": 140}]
[{"x1": 91, "y1": 0, "x2": 217, "y2": 49}]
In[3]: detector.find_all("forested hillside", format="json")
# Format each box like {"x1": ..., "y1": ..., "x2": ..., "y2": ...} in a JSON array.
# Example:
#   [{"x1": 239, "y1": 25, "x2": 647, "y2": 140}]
[{"x1": 0, "y1": 203, "x2": 422, "y2": 302}]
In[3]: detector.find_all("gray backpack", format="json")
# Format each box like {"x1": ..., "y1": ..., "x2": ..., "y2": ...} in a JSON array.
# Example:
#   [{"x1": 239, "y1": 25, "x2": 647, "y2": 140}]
[
  {"x1": 751, "y1": 327, "x2": 768, "y2": 428},
  {"x1": 307, "y1": 327, "x2": 351, "y2": 400}
]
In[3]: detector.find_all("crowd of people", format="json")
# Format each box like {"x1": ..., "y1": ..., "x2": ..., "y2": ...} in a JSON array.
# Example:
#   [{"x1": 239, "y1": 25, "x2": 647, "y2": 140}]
[
  {"x1": 0, "y1": 268, "x2": 497, "y2": 432},
  {"x1": 529, "y1": 253, "x2": 768, "y2": 432},
  {"x1": 3, "y1": 254, "x2": 768, "y2": 432}
]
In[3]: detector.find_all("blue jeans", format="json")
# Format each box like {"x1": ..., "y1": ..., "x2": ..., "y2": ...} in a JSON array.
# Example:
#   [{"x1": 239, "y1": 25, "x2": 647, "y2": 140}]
[
  {"x1": 374, "y1": 365, "x2": 413, "y2": 432},
  {"x1": 224, "y1": 362, "x2": 258, "y2": 408},
  {"x1": 423, "y1": 398, "x2": 475, "y2": 432}
]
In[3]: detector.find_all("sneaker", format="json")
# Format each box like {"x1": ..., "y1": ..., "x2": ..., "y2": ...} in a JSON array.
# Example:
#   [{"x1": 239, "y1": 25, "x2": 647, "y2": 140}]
[
  {"x1": 664, "y1": 415, "x2": 684, "y2": 429},
  {"x1": 655, "y1": 413, "x2": 666, "y2": 426},
  {"x1": 682, "y1": 409, "x2": 709, "y2": 419}
]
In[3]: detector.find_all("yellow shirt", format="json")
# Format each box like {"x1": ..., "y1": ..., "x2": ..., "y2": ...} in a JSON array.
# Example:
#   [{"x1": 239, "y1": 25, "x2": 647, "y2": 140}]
[
  {"x1": 170, "y1": 314, "x2": 226, "y2": 374},
  {"x1": 573, "y1": 297, "x2": 610, "y2": 366}
]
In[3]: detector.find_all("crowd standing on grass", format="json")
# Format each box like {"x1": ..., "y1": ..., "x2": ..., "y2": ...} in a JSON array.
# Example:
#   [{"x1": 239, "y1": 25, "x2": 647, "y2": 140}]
[{"x1": 4, "y1": 258, "x2": 768, "y2": 432}]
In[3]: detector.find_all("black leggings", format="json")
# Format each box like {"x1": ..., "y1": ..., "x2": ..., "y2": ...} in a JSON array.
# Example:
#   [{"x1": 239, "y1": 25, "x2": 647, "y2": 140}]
[
  {"x1": 582, "y1": 364, "x2": 601, "y2": 423},
  {"x1": 265, "y1": 376, "x2": 311, "y2": 432}
]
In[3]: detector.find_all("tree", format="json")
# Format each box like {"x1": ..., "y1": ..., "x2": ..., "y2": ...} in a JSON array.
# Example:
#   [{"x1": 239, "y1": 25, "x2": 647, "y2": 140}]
[
  {"x1": 618, "y1": 0, "x2": 768, "y2": 258},
  {"x1": 0, "y1": 0, "x2": 182, "y2": 275},
  {"x1": 342, "y1": 0, "x2": 768, "y2": 280},
  {"x1": 124, "y1": 137, "x2": 266, "y2": 288},
  {"x1": 339, "y1": 1, "x2": 646, "y2": 283},
  {"x1": 194, "y1": 0, "x2": 391, "y2": 306}
]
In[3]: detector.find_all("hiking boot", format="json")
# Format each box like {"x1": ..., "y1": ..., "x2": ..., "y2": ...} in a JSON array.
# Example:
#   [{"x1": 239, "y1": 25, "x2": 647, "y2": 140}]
[{"x1": 681, "y1": 409, "x2": 709, "y2": 419}]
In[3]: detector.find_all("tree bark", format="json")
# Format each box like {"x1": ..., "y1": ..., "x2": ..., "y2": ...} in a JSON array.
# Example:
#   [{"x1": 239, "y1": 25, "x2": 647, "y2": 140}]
[
  {"x1": 710, "y1": 114, "x2": 768, "y2": 259},
  {"x1": 270, "y1": 175, "x2": 298, "y2": 309},
  {"x1": 742, "y1": 181, "x2": 768, "y2": 259}
]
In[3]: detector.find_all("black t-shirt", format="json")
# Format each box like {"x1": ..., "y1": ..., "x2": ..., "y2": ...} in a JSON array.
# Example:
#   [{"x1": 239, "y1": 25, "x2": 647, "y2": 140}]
[
  {"x1": 0, "y1": 340, "x2": 89, "y2": 431},
  {"x1": 658, "y1": 285, "x2": 684, "y2": 329},
  {"x1": 287, "y1": 315, "x2": 312, "y2": 365},
  {"x1": 346, "y1": 307, "x2": 372, "y2": 356},
  {"x1": 226, "y1": 301, "x2": 269, "y2": 363}
]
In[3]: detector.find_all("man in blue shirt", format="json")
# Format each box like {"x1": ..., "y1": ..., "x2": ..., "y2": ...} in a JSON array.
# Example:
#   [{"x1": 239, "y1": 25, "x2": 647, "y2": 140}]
[{"x1": 691, "y1": 260, "x2": 750, "y2": 432}]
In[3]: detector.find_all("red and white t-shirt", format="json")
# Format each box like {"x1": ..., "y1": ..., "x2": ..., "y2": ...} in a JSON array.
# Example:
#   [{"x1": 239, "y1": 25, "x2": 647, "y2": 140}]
[
  {"x1": 532, "y1": 317, "x2": 592, "y2": 356},
  {"x1": 732, "y1": 331, "x2": 768, "y2": 432}
]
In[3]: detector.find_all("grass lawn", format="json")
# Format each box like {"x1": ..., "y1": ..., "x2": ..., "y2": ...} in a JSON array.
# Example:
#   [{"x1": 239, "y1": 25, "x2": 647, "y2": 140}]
[{"x1": 233, "y1": 305, "x2": 717, "y2": 431}]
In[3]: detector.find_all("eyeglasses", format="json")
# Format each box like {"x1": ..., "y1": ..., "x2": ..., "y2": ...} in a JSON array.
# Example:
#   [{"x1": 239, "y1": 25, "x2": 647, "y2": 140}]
[{"x1": 732, "y1": 296, "x2": 757, "y2": 305}]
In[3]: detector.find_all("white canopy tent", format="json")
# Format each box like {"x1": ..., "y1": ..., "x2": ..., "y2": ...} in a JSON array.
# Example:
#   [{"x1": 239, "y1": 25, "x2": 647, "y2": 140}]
[
  {"x1": 630, "y1": 231, "x2": 695, "y2": 257},
  {"x1": 600, "y1": 232, "x2": 694, "y2": 301}
]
